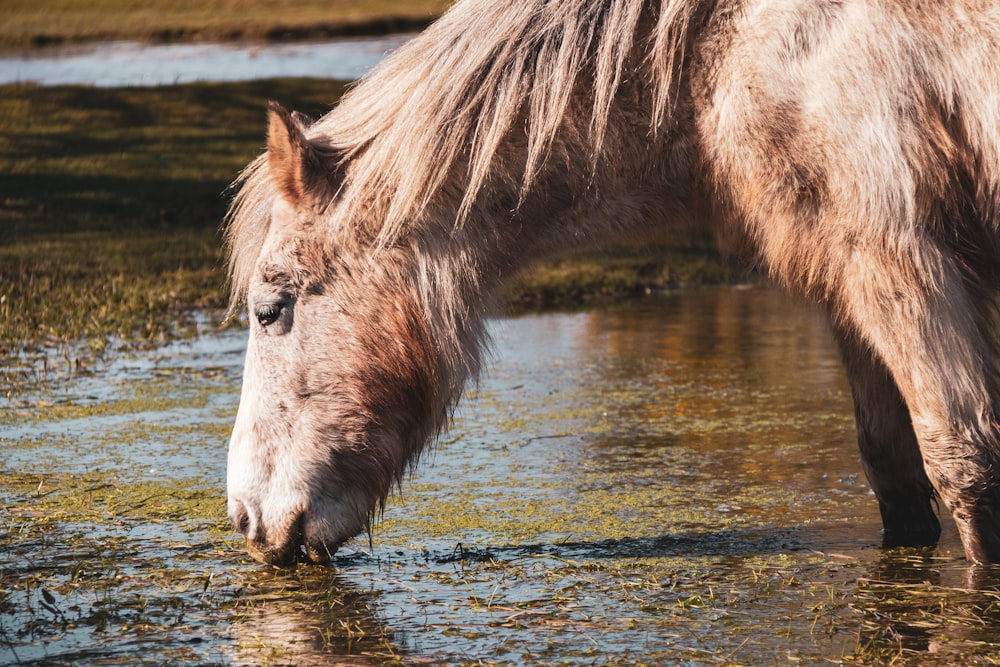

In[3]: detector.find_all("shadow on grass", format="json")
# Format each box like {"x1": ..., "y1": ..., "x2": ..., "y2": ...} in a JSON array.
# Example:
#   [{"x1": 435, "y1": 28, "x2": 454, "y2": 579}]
[
  {"x1": 330, "y1": 524, "x2": 867, "y2": 568},
  {"x1": 0, "y1": 79, "x2": 347, "y2": 240},
  {"x1": 1, "y1": 173, "x2": 233, "y2": 238}
]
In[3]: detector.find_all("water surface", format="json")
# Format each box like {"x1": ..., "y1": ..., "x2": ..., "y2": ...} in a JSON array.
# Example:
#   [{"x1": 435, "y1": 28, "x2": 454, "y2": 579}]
[
  {"x1": 2, "y1": 287, "x2": 996, "y2": 665},
  {"x1": 0, "y1": 34, "x2": 411, "y2": 87}
]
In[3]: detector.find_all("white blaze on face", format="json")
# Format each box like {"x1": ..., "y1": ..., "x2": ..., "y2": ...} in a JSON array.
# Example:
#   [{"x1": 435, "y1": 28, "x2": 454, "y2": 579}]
[
  {"x1": 227, "y1": 323, "x2": 303, "y2": 562},
  {"x1": 226, "y1": 301, "x2": 306, "y2": 562}
]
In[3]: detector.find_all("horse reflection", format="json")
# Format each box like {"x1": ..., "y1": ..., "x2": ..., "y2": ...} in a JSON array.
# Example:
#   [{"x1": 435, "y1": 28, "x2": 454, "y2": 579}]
[{"x1": 228, "y1": 568, "x2": 400, "y2": 666}]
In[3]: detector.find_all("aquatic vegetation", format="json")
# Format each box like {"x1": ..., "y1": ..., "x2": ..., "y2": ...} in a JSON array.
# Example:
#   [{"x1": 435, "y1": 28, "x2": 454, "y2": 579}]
[{"x1": 4, "y1": 291, "x2": 1000, "y2": 663}]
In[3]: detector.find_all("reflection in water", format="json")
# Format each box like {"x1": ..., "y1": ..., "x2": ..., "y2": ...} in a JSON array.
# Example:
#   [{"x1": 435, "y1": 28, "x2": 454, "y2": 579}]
[
  {"x1": 426, "y1": 286, "x2": 876, "y2": 551},
  {"x1": 5, "y1": 286, "x2": 997, "y2": 665},
  {"x1": 575, "y1": 288, "x2": 861, "y2": 512},
  {"x1": 227, "y1": 568, "x2": 400, "y2": 666}
]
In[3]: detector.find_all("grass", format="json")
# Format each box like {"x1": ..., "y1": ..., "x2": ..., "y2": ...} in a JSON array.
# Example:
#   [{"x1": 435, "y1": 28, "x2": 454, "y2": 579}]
[
  {"x1": 1, "y1": 470, "x2": 228, "y2": 532},
  {"x1": 0, "y1": 80, "x2": 346, "y2": 238},
  {"x1": 0, "y1": 79, "x2": 742, "y2": 397},
  {"x1": 0, "y1": 79, "x2": 350, "y2": 396},
  {"x1": 0, "y1": 0, "x2": 451, "y2": 50},
  {"x1": 505, "y1": 239, "x2": 740, "y2": 312},
  {"x1": 0, "y1": 230, "x2": 222, "y2": 383}
]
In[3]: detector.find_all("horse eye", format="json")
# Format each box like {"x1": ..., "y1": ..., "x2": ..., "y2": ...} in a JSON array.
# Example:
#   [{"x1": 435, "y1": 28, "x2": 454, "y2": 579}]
[{"x1": 254, "y1": 302, "x2": 283, "y2": 327}]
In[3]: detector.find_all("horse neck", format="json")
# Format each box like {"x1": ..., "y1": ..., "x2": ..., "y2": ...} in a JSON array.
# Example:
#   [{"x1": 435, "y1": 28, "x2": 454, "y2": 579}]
[
  {"x1": 426, "y1": 97, "x2": 687, "y2": 283},
  {"x1": 407, "y1": 107, "x2": 687, "y2": 384}
]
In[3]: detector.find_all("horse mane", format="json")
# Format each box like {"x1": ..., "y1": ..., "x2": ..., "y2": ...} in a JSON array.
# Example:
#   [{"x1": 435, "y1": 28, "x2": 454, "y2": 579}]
[{"x1": 225, "y1": 0, "x2": 700, "y2": 304}]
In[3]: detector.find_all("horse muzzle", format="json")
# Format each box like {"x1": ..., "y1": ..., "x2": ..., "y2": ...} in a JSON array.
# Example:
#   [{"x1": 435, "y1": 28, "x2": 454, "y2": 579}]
[{"x1": 228, "y1": 496, "x2": 352, "y2": 566}]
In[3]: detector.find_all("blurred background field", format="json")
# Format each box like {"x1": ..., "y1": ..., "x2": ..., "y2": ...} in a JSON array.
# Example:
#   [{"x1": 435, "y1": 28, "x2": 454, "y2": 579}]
[
  {"x1": 0, "y1": 0, "x2": 449, "y2": 49},
  {"x1": 0, "y1": 79, "x2": 343, "y2": 395}
]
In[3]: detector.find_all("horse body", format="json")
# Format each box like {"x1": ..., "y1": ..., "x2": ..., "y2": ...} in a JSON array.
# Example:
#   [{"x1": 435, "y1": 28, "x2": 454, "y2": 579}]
[
  {"x1": 225, "y1": 0, "x2": 1000, "y2": 565},
  {"x1": 699, "y1": 1, "x2": 1000, "y2": 561}
]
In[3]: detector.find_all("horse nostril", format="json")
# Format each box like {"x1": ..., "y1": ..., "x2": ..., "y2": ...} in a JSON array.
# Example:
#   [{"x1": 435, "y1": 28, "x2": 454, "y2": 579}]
[{"x1": 229, "y1": 499, "x2": 251, "y2": 536}]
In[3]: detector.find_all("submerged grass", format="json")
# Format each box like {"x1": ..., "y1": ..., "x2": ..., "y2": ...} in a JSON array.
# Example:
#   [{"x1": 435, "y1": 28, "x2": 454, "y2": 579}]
[
  {"x1": 4, "y1": 286, "x2": 1000, "y2": 664},
  {"x1": 0, "y1": 470, "x2": 227, "y2": 533}
]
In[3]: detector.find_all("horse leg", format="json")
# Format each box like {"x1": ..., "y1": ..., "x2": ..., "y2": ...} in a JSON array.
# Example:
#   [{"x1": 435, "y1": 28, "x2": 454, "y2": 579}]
[
  {"x1": 835, "y1": 241, "x2": 1000, "y2": 563},
  {"x1": 831, "y1": 323, "x2": 940, "y2": 546}
]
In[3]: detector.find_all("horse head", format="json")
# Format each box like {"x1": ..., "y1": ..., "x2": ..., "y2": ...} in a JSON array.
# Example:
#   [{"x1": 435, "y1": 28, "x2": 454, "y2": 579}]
[{"x1": 226, "y1": 103, "x2": 446, "y2": 565}]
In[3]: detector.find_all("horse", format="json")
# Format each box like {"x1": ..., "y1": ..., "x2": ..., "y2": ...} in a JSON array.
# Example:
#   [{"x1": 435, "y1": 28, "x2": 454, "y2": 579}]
[{"x1": 224, "y1": 0, "x2": 1000, "y2": 566}]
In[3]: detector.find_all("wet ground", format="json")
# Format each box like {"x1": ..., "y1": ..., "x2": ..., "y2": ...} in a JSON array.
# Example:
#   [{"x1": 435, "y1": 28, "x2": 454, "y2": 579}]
[{"x1": 3, "y1": 286, "x2": 1000, "y2": 665}]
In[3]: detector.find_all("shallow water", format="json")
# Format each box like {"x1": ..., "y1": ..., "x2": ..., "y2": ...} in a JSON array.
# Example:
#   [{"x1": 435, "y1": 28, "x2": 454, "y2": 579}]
[
  {"x1": 3, "y1": 286, "x2": 1000, "y2": 665},
  {"x1": 0, "y1": 34, "x2": 411, "y2": 87}
]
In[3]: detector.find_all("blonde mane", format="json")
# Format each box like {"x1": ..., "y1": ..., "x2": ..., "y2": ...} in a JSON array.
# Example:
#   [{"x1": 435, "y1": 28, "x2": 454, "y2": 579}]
[{"x1": 225, "y1": 0, "x2": 698, "y2": 304}]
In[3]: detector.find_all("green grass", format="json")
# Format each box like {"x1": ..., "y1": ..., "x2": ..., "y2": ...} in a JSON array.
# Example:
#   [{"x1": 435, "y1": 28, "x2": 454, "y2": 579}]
[
  {"x1": 0, "y1": 79, "x2": 744, "y2": 396},
  {"x1": 505, "y1": 240, "x2": 739, "y2": 312},
  {"x1": 0, "y1": 230, "x2": 223, "y2": 388},
  {"x1": 0, "y1": 80, "x2": 345, "y2": 395},
  {"x1": 0, "y1": 80, "x2": 346, "y2": 238},
  {"x1": 0, "y1": 0, "x2": 451, "y2": 50}
]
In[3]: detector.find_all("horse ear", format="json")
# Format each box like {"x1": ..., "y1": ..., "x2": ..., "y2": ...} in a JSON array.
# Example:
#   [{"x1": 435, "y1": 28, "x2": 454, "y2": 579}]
[{"x1": 266, "y1": 101, "x2": 338, "y2": 208}]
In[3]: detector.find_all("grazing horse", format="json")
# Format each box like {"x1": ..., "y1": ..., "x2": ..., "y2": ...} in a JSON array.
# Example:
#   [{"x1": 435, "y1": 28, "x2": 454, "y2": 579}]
[{"x1": 225, "y1": 0, "x2": 1000, "y2": 566}]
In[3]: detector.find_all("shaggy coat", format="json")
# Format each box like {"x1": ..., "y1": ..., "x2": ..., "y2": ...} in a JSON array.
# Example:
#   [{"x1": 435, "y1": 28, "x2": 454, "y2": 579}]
[{"x1": 226, "y1": 0, "x2": 1000, "y2": 565}]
